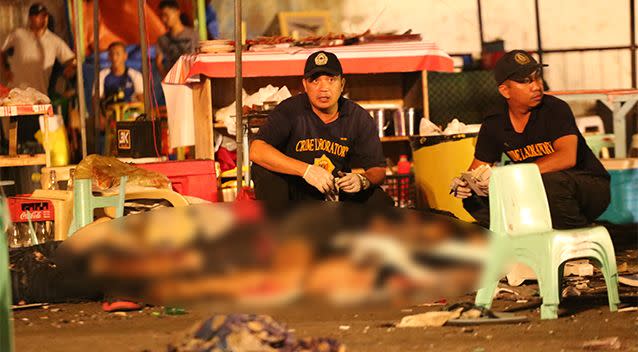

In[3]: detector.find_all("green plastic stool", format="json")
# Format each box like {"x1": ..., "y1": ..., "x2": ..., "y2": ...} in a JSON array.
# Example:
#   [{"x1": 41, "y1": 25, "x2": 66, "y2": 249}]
[
  {"x1": 68, "y1": 176, "x2": 127, "y2": 236},
  {"x1": 0, "y1": 196, "x2": 13, "y2": 351},
  {"x1": 585, "y1": 134, "x2": 615, "y2": 159},
  {"x1": 474, "y1": 164, "x2": 620, "y2": 319}
]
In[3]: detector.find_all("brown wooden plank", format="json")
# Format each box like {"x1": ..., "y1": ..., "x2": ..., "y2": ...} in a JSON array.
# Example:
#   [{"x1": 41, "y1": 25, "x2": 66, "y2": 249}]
[
  {"x1": 8, "y1": 120, "x2": 17, "y2": 156},
  {"x1": 192, "y1": 78, "x2": 215, "y2": 160},
  {"x1": 0, "y1": 154, "x2": 46, "y2": 167}
]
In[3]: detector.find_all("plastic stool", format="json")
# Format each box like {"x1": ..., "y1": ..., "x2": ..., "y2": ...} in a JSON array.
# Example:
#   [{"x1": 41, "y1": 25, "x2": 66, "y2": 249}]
[
  {"x1": 575, "y1": 115, "x2": 605, "y2": 134},
  {"x1": 68, "y1": 176, "x2": 127, "y2": 236},
  {"x1": 585, "y1": 134, "x2": 615, "y2": 159},
  {"x1": 474, "y1": 164, "x2": 620, "y2": 319}
]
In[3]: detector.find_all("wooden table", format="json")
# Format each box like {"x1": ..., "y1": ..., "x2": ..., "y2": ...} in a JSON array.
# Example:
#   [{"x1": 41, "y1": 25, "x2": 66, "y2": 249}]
[
  {"x1": 0, "y1": 104, "x2": 53, "y2": 168},
  {"x1": 549, "y1": 89, "x2": 638, "y2": 158}
]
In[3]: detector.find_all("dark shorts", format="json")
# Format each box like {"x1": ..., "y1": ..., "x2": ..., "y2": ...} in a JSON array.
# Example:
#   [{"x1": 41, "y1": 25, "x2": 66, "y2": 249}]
[{"x1": 463, "y1": 169, "x2": 610, "y2": 229}]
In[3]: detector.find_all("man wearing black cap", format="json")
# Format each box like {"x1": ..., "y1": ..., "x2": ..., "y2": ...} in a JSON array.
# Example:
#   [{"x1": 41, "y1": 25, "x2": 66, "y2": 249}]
[
  {"x1": 250, "y1": 50, "x2": 392, "y2": 207},
  {"x1": 450, "y1": 50, "x2": 610, "y2": 229},
  {"x1": 0, "y1": 3, "x2": 75, "y2": 94}
]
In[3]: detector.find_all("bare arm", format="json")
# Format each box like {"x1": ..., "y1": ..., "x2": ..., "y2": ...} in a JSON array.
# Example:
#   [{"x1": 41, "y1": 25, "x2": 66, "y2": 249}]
[
  {"x1": 249, "y1": 139, "x2": 308, "y2": 177},
  {"x1": 534, "y1": 134, "x2": 577, "y2": 174},
  {"x1": 364, "y1": 166, "x2": 386, "y2": 186},
  {"x1": 468, "y1": 158, "x2": 493, "y2": 171}
]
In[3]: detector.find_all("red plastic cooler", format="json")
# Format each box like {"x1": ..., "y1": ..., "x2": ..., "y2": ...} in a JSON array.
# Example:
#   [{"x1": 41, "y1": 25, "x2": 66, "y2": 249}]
[{"x1": 136, "y1": 160, "x2": 218, "y2": 202}]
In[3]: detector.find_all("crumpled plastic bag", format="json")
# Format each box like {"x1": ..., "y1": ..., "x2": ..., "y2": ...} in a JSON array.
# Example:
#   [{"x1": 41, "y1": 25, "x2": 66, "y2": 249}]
[
  {"x1": 75, "y1": 154, "x2": 170, "y2": 193},
  {"x1": 419, "y1": 118, "x2": 443, "y2": 135},
  {"x1": 216, "y1": 85, "x2": 292, "y2": 136},
  {"x1": 1, "y1": 87, "x2": 50, "y2": 105}
]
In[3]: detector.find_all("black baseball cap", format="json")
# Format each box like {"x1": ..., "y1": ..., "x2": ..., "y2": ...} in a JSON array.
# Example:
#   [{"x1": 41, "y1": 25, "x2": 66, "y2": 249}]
[
  {"x1": 494, "y1": 50, "x2": 547, "y2": 85},
  {"x1": 304, "y1": 51, "x2": 343, "y2": 78},
  {"x1": 28, "y1": 3, "x2": 47, "y2": 16}
]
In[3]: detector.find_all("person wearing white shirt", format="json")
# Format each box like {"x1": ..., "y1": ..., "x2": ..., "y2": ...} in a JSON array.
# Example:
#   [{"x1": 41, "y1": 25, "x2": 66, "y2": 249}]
[{"x1": 0, "y1": 3, "x2": 76, "y2": 95}]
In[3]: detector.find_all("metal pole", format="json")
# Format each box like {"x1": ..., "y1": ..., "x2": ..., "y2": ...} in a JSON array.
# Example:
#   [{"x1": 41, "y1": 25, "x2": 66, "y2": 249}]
[
  {"x1": 630, "y1": 0, "x2": 636, "y2": 88},
  {"x1": 196, "y1": 0, "x2": 207, "y2": 40},
  {"x1": 137, "y1": 0, "x2": 151, "y2": 117},
  {"x1": 534, "y1": 0, "x2": 543, "y2": 65},
  {"x1": 476, "y1": 0, "x2": 484, "y2": 47},
  {"x1": 234, "y1": 0, "x2": 243, "y2": 191},
  {"x1": 73, "y1": 0, "x2": 88, "y2": 158},
  {"x1": 92, "y1": 0, "x2": 100, "y2": 154}
]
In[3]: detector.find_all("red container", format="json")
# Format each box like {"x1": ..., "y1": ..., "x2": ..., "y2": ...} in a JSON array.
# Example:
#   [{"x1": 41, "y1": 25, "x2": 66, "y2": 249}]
[
  {"x1": 136, "y1": 160, "x2": 218, "y2": 202},
  {"x1": 8, "y1": 196, "x2": 55, "y2": 223}
]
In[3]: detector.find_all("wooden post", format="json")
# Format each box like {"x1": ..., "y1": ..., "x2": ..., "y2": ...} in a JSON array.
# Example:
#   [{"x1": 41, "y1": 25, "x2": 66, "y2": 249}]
[
  {"x1": 192, "y1": 78, "x2": 215, "y2": 160},
  {"x1": 421, "y1": 70, "x2": 429, "y2": 119},
  {"x1": 7, "y1": 120, "x2": 16, "y2": 156}
]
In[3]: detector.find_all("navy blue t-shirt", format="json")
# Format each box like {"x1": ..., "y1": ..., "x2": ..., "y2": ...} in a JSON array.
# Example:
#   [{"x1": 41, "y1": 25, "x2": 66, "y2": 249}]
[
  {"x1": 475, "y1": 94, "x2": 609, "y2": 178},
  {"x1": 254, "y1": 93, "x2": 386, "y2": 199}
]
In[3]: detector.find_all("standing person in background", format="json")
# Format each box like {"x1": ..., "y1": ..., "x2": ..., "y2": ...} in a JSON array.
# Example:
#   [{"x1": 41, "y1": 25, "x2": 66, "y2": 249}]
[
  {"x1": 99, "y1": 42, "x2": 144, "y2": 104},
  {"x1": 155, "y1": 0, "x2": 199, "y2": 77},
  {"x1": 0, "y1": 3, "x2": 76, "y2": 94}
]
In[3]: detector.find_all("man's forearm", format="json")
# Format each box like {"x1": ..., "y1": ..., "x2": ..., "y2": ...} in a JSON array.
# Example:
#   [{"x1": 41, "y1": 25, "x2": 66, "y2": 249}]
[
  {"x1": 364, "y1": 167, "x2": 386, "y2": 186},
  {"x1": 535, "y1": 151, "x2": 576, "y2": 174},
  {"x1": 249, "y1": 140, "x2": 308, "y2": 177}
]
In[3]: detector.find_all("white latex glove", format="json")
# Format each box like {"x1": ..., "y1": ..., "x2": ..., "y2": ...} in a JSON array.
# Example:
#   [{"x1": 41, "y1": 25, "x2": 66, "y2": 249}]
[
  {"x1": 336, "y1": 172, "x2": 363, "y2": 193},
  {"x1": 303, "y1": 165, "x2": 335, "y2": 194},
  {"x1": 476, "y1": 178, "x2": 490, "y2": 195},
  {"x1": 449, "y1": 177, "x2": 472, "y2": 199}
]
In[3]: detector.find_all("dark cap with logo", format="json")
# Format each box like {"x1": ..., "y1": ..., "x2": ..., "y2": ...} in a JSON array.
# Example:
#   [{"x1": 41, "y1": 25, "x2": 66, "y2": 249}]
[
  {"x1": 304, "y1": 51, "x2": 343, "y2": 78},
  {"x1": 28, "y1": 3, "x2": 48, "y2": 16},
  {"x1": 494, "y1": 50, "x2": 547, "y2": 85}
]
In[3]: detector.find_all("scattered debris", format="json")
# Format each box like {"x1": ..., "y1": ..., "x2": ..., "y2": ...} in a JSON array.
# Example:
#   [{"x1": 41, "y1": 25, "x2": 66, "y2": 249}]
[
  {"x1": 617, "y1": 262, "x2": 628, "y2": 272},
  {"x1": 619, "y1": 274, "x2": 638, "y2": 287},
  {"x1": 564, "y1": 260, "x2": 594, "y2": 277},
  {"x1": 618, "y1": 307, "x2": 638, "y2": 313},
  {"x1": 362, "y1": 326, "x2": 370, "y2": 334},
  {"x1": 397, "y1": 309, "x2": 463, "y2": 328},
  {"x1": 562, "y1": 286, "x2": 581, "y2": 298},
  {"x1": 582, "y1": 337, "x2": 622, "y2": 350},
  {"x1": 168, "y1": 314, "x2": 345, "y2": 352},
  {"x1": 113, "y1": 312, "x2": 128, "y2": 318},
  {"x1": 400, "y1": 309, "x2": 413, "y2": 313},
  {"x1": 338, "y1": 325, "x2": 350, "y2": 331},
  {"x1": 419, "y1": 298, "x2": 447, "y2": 307}
]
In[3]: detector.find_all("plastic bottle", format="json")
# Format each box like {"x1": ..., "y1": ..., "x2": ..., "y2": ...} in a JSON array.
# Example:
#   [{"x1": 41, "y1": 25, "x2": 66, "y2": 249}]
[
  {"x1": 48, "y1": 170, "x2": 58, "y2": 190},
  {"x1": 397, "y1": 155, "x2": 411, "y2": 174},
  {"x1": 67, "y1": 168, "x2": 76, "y2": 191},
  {"x1": 7, "y1": 224, "x2": 20, "y2": 248},
  {"x1": 397, "y1": 155, "x2": 412, "y2": 208}
]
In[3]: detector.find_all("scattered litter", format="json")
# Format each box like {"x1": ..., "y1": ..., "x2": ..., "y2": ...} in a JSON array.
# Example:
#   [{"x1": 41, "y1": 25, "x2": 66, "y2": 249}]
[
  {"x1": 113, "y1": 312, "x2": 128, "y2": 317},
  {"x1": 419, "y1": 298, "x2": 447, "y2": 307},
  {"x1": 562, "y1": 286, "x2": 581, "y2": 297},
  {"x1": 12, "y1": 303, "x2": 47, "y2": 311},
  {"x1": 619, "y1": 274, "x2": 638, "y2": 287},
  {"x1": 516, "y1": 300, "x2": 528, "y2": 304},
  {"x1": 461, "y1": 327, "x2": 474, "y2": 333},
  {"x1": 164, "y1": 307, "x2": 187, "y2": 315},
  {"x1": 362, "y1": 326, "x2": 370, "y2": 334},
  {"x1": 338, "y1": 325, "x2": 350, "y2": 331},
  {"x1": 564, "y1": 260, "x2": 594, "y2": 277},
  {"x1": 400, "y1": 309, "x2": 413, "y2": 313},
  {"x1": 582, "y1": 337, "x2": 622, "y2": 350},
  {"x1": 50, "y1": 308, "x2": 61, "y2": 313},
  {"x1": 168, "y1": 314, "x2": 345, "y2": 352},
  {"x1": 618, "y1": 307, "x2": 638, "y2": 313},
  {"x1": 617, "y1": 262, "x2": 628, "y2": 272},
  {"x1": 397, "y1": 309, "x2": 463, "y2": 328}
]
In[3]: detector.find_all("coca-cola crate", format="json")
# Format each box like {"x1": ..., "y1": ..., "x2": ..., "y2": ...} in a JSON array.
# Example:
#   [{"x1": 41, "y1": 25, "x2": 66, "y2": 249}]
[
  {"x1": 381, "y1": 174, "x2": 416, "y2": 208},
  {"x1": 8, "y1": 196, "x2": 55, "y2": 223}
]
